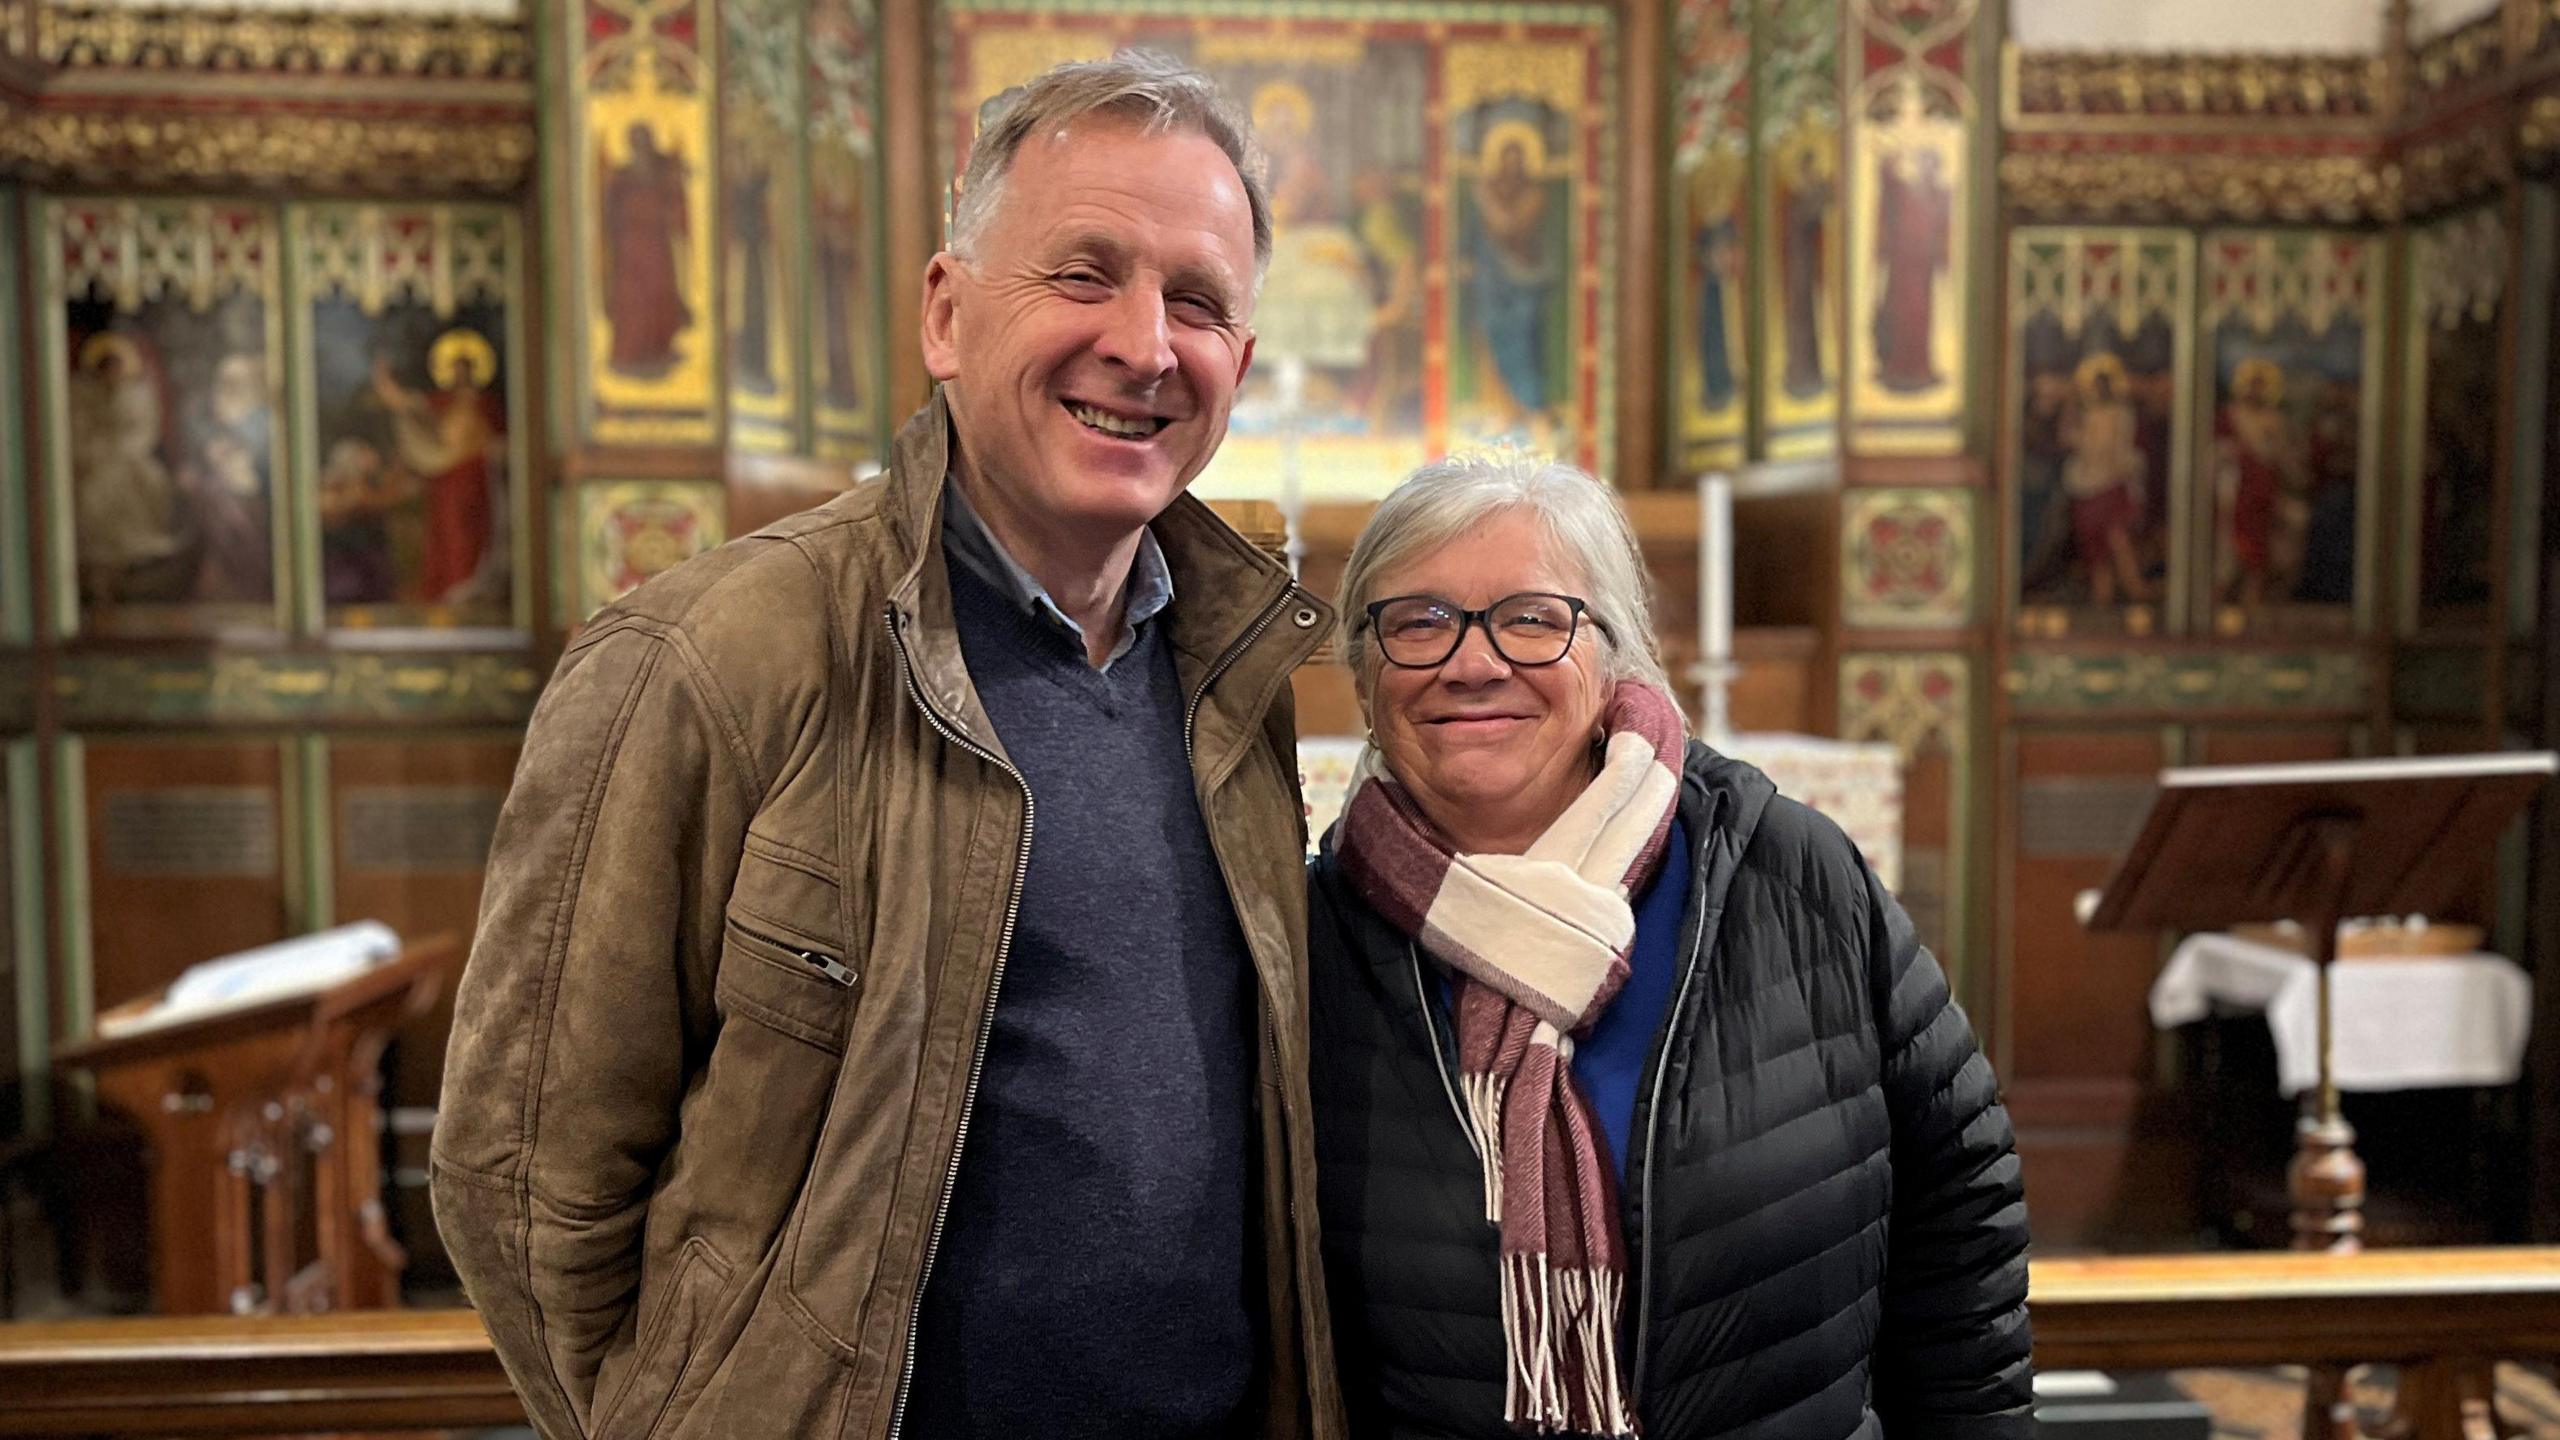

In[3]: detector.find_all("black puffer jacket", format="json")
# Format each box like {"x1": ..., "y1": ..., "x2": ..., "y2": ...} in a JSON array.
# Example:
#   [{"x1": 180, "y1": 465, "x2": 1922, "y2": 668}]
[{"x1": 1308, "y1": 742, "x2": 2032, "y2": 1439}]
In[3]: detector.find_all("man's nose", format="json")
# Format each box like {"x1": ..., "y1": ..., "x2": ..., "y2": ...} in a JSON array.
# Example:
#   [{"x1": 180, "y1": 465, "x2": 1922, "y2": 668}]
[{"x1": 1094, "y1": 287, "x2": 1176, "y2": 379}]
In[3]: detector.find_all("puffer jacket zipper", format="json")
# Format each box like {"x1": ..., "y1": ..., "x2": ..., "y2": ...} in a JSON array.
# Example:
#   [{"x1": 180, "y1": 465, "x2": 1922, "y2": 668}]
[{"x1": 1395, "y1": 818, "x2": 1720, "y2": 1419}]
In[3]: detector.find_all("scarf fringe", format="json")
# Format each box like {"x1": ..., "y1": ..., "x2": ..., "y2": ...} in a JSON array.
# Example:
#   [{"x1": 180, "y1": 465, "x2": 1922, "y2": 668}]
[
  {"x1": 1461, "y1": 1070, "x2": 1508, "y2": 1222},
  {"x1": 1500, "y1": 1253, "x2": 1640, "y2": 1438}
]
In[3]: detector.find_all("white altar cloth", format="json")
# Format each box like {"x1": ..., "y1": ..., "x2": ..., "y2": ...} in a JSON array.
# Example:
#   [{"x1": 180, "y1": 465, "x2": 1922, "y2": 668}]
[{"x1": 2150, "y1": 931, "x2": 2531, "y2": 1096}]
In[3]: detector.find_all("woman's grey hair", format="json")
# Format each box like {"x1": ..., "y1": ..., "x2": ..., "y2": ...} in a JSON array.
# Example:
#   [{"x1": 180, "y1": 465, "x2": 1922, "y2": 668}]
[
  {"x1": 951, "y1": 51, "x2": 1272, "y2": 290},
  {"x1": 1336, "y1": 452, "x2": 1677, "y2": 703}
]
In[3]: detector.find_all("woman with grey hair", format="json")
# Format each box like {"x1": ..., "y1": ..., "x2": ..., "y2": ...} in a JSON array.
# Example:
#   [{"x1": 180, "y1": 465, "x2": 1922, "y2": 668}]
[{"x1": 1305, "y1": 453, "x2": 2032, "y2": 1438}]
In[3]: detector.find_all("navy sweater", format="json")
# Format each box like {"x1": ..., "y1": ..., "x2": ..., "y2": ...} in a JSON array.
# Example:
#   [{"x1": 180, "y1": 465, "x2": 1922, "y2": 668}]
[{"x1": 904, "y1": 559, "x2": 1258, "y2": 1439}]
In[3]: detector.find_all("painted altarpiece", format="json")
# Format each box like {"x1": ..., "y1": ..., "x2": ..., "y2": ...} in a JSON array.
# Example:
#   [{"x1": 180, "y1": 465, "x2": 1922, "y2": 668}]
[
  {"x1": 292, "y1": 204, "x2": 529, "y2": 636},
  {"x1": 1756, "y1": 0, "x2": 1841, "y2": 460},
  {"x1": 2406, "y1": 204, "x2": 2506, "y2": 634},
  {"x1": 1845, "y1": 0, "x2": 1975, "y2": 456},
  {"x1": 1673, "y1": 0, "x2": 1750, "y2": 471},
  {"x1": 46, "y1": 199, "x2": 289, "y2": 640},
  {"x1": 807, "y1": 0, "x2": 883, "y2": 463},
  {"x1": 569, "y1": 0, "x2": 720, "y2": 449},
  {"x1": 2198, "y1": 229, "x2": 2378, "y2": 639},
  {"x1": 2006, "y1": 228, "x2": 2190, "y2": 640},
  {"x1": 941, "y1": 0, "x2": 1615, "y2": 502},
  {"x1": 723, "y1": 0, "x2": 808, "y2": 456}
]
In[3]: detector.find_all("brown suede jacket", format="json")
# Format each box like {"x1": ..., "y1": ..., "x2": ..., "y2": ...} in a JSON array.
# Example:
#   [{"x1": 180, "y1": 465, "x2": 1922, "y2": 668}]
[{"x1": 432, "y1": 395, "x2": 1342, "y2": 1440}]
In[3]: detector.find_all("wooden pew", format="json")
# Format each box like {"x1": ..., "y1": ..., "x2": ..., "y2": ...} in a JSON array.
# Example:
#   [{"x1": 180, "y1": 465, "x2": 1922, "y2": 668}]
[{"x1": 1, "y1": 1248, "x2": 2556, "y2": 1436}]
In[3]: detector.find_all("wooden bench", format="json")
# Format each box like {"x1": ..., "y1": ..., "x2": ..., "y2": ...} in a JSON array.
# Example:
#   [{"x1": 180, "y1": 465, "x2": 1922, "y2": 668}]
[{"x1": 2, "y1": 1248, "x2": 2556, "y2": 1436}]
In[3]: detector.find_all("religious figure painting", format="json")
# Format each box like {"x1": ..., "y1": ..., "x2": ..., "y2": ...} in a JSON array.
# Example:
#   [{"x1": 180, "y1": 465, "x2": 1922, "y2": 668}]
[
  {"x1": 2199, "y1": 230, "x2": 2376, "y2": 636},
  {"x1": 809, "y1": 0, "x2": 882, "y2": 463},
  {"x1": 575, "y1": 0, "x2": 718, "y2": 447},
  {"x1": 723, "y1": 0, "x2": 804, "y2": 456},
  {"x1": 601, "y1": 123, "x2": 697, "y2": 380},
  {"x1": 2007, "y1": 229, "x2": 2191, "y2": 637},
  {"x1": 296, "y1": 205, "x2": 523, "y2": 633},
  {"x1": 1847, "y1": 47, "x2": 1973, "y2": 456},
  {"x1": 50, "y1": 201, "x2": 285, "y2": 639},
  {"x1": 1871, "y1": 148, "x2": 1952, "y2": 393},
  {"x1": 944, "y1": 2, "x2": 1612, "y2": 500},
  {"x1": 1758, "y1": 0, "x2": 1841, "y2": 459},
  {"x1": 1453, "y1": 100, "x2": 1576, "y2": 454},
  {"x1": 1672, "y1": 0, "x2": 1749, "y2": 470},
  {"x1": 2409, "y1": 207, "x2": 2506, "y2": 628}
]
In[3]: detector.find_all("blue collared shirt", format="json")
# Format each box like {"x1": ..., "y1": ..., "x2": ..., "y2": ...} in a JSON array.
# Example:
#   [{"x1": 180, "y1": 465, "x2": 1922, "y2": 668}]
[{"x1": 940, "y1": 479, "x2": 1175, "y2": 672}]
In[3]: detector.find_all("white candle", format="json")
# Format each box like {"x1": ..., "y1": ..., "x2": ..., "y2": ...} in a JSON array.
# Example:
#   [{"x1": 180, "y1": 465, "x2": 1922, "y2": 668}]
[
  {"x1": 1699, "y1": 471, "x2": 1734, "y2": 740},
  {"x1": 1701, "y1": 472, "x2": 1733, "y2": 668}
]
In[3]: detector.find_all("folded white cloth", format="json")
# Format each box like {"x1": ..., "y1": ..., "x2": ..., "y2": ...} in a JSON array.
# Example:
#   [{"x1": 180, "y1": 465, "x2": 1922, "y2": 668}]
[{"x1": 2151, "y1": 931, "x2": 2531, "y2": 1095}]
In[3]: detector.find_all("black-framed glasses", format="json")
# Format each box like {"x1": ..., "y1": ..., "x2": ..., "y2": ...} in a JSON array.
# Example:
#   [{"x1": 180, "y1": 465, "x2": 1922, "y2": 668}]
[{"x1": 1362, "y1": 591, "x2": 1595, "y2": 669}]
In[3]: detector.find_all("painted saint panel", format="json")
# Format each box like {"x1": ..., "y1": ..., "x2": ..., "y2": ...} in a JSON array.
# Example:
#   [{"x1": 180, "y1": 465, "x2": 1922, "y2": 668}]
[
  {"x1": 2408, "y1": 205, "x2": 2505, "y2": 631},
  {"x1": 2198, "y1": 230, "x2": 2377, "y2": 638},
  {"x1": 1757, "y1": 0, "x2": 1840, "y2": 460},
  {"x1": 572, "y1": 0, "x2": 718, "y2": 448},
  {"x1": 1446, "y1": 42, "x2": 1591, "y2": 456},
  {"x1": 2007, "y1": 229, "x2": 2191, "y2": 640},
  {"x1": 724, "y1": 0, "x2": 806, "y2": 455},
  {"x1": 49, "y1": 199, "x2": 287, "y2": 639},
  {"x1": 1845, "y1": 0, "x2": 1976, "y2": 456},
  {"x1": 1672, "y1": 0, "x2": 1749, "y2": 471},
  {"x1": 808, "y1": 0, "x2": 881, "y2": 463},
  {"x1": 294, "y1": 204, "x2": 525, "y2": 633},
  {"x1": 942, "y1": 1, "x2": 1615, "y2": 502}
]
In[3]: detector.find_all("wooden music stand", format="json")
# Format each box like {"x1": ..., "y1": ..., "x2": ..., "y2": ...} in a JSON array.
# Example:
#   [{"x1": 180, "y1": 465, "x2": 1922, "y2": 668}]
[
  {"x1": 2082, "y1": 752, "x2": 2555, "y2": 1253},
  {"x1": 53, "y1": 935, "x2": 463, "y2": 1317}
]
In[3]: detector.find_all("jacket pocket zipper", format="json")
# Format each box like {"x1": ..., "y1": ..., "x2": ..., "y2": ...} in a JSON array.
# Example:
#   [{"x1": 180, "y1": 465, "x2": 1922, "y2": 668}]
[{"x1": 731, "y1": 918, "x2": 857, "y2": 988}]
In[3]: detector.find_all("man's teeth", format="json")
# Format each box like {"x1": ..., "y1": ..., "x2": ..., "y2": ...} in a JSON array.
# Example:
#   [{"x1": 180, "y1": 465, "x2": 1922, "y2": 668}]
[{"x1": 1066, "y1": 402, "x2": 1162, "y2": 437}]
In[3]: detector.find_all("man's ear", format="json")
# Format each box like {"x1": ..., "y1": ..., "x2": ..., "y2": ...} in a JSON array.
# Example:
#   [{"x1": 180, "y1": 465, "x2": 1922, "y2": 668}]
[
  {"x1": 921, "y1": 252, "x2": 964, "y2": 383},
  {"x1": 1234, "y1": 328, "x2": 1256, "y2": 389}
]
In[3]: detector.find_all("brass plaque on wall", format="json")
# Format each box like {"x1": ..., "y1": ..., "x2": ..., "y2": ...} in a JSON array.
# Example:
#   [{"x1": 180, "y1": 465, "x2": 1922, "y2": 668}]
[{"x1": 99, "y1": 786, "x2": 279, "y2": 878}]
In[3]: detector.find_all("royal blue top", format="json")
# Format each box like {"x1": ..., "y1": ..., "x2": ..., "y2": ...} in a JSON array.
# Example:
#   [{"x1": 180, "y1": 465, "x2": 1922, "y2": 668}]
[{"x1": 1440, "y1": 815, "x2": 1691, "y2": 1185}]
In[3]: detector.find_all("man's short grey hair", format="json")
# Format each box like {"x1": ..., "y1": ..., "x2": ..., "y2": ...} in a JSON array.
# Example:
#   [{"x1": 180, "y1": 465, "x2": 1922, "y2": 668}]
[
  {"x1": 951, "y1": 51, "x2": 1272, "y2": 289},
  {"x1": 1336, "y1": 452, "x2": 1678, "y2": 704}
]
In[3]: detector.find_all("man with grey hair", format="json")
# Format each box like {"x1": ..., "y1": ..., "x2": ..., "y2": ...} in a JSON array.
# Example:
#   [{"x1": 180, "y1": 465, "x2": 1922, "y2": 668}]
[{"x1": 435, "y1": 51, "x2": 1341, "y2": 1440}]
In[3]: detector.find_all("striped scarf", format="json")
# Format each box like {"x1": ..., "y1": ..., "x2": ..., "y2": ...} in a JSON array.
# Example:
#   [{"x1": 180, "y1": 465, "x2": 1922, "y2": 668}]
[{"x1": 1336, "y1": 680, "x2": 1686, "y2": 1437}]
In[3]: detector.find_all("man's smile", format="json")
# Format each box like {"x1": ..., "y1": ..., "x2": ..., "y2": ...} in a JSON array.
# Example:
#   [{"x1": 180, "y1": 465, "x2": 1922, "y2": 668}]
[{"x1": 1062, "y1": 399, "x2": 1172, "y2": 439}]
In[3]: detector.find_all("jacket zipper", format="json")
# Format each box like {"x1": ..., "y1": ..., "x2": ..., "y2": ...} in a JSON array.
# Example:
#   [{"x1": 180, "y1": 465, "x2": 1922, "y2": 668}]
[
  {"x1": 1408, "y1": 945, "x2": 1473, "y2": 1153},
  {"x1": 1628, "y1": 832, "x2": 1714, "y2": 1412},
  {"x1": 729, "y1": 919, "x2": 857, "y2": 987},
  {"x1": 1184, "y1": 583, "x2": 1304, "y2": 1410},
  {"x1": 883, "y1": 606, "x2": 1035, "y2": 1440},
  {"x1": 1184, "y1": 583, "x2": 1300, "y2": 1071}
]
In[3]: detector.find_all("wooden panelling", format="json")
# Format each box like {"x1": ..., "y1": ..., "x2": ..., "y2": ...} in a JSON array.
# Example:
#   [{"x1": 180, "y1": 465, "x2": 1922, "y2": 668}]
[
  {"x1": 2187, "y1": 727, "x2": 2357, "y2": 767},
  {"x1": 327, "y1": 735, "x2": 517, "y2": 1107},
  {"x1": 327, "y1": 734, "x2": 515, "y2": 1289},
  {"x1": 2000, "y1": 726, "x2": 2174, "y2": 1248},
  {"x1": 79, "y1": 739, "x2": 292, "y2": 1019},
  {"x1": 2002, "y1": 727, "x2": 2172, "y2": 1087}
]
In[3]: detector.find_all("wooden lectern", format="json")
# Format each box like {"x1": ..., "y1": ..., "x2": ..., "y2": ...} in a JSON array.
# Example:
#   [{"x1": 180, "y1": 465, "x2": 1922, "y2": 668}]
[
  {"x1": 53, "y1": 936, "x2": 463, "y2": 1317},
  {"x1": 2083, "y1": 754, "x2": 2554, "y2": 1440}
]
